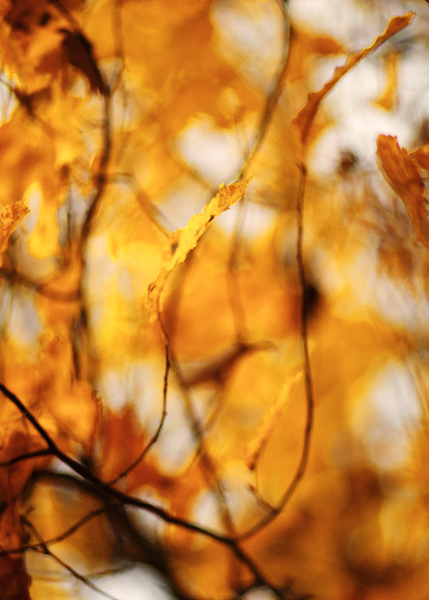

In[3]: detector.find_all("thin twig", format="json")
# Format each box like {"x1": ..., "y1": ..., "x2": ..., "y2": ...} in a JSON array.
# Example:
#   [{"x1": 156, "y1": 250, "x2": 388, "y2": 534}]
[
  {"x1": 0, "y1": 502, "x2": 122, "y2": 556},
  {"x1": 227, "y1": 5, "x2": 292, "y2": 342},
  {"x1": 0, "y1": 448, "x2": 53, "y2": 468},
  {"x1": 107, "y1": 333, "x2": 170, "y2": 485},
  {"x1": 0, "y1": 383, "x2": 227, "y2": 542},
  {"x1": 0, "y1": 382, "x2": 295, "y2": 598},
  {"x1": 0, "y1": 268, "x2": 81, "y2": 302},
  {"x1": 22, "y1": 517, "x2": 121, "y2": 600},
  {"x1": 80, "y1": 89, "x2": 112, "y2": 243},
  {"x1": 237, "y1": 160, "x2": 314, "y2": 542},
  {"x1": 239, "y1": 6, "x2": 291, "y2": 180},
  {"x1": 45, "y1": 0, "x2": 112, "y2": 242},
  {"x1": 171, "y1": 354, "x2": 236, "y2": 537},
  {"x1": 112, "y1": 172, "x2": 172, "y2": 237}
]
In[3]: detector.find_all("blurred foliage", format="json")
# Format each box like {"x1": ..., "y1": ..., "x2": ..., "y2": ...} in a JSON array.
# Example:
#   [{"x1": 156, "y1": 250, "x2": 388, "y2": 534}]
[{"x1": 0, "y1": 1, "x2": 429, "y2": 599}]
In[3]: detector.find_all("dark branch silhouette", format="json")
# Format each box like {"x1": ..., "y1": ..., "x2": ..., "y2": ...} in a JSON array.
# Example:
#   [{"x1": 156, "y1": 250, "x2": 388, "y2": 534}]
[{"x1": 0, "y1": 382, "x2": 298, "y2": 600}]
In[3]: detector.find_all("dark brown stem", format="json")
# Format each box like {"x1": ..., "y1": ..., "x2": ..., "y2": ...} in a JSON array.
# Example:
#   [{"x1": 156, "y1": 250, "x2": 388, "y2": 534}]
[
  {"x1": 0, "y1": 382, "x2": 293, "y2": 598},
  {"x1": 22, "y1": 516, "x2": 120, "y2": 600}
]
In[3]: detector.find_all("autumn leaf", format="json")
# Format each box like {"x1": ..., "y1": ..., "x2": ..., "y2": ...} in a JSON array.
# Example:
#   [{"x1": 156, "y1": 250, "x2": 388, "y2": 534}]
[
  {"x1": 147, "y1": 178, "x2": 251, "y2": 318},
  {"x1": 1, "y1": 3, "x2": 429, "y2": 600},
  {"x1": 410, "y1": 143, "x2": 429, "y2": 172},
  {"x1": 374, "y1": 49, "x2": 399, "y2": 111},
  {"x1": 293, "y1": 12, "x2": 414, "y2": 146},
  {"x1": 376, "y1": 134, "x2": 428, "y2": 246}
]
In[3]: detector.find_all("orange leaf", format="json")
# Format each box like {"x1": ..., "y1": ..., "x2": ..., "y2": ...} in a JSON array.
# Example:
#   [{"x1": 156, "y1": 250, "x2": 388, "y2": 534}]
[
  {"x1": 292, "y1": 12, "x2": 414, "y2": 146},
  {"x1": 410, "y1": 143, "x2": 429, "y2": 171},
  {"x1": 376, "y1": 135, "x2": 428, "y2": 246}
]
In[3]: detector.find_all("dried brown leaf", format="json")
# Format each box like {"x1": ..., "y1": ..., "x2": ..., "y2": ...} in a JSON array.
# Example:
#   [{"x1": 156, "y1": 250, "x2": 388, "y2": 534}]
[
  {"x1": 411, "y1": 143, "x2": 429, "y2": 171},
  {"x1": 292, "y1": 12, "x2": 414, "y2": 146},
  {"x1": 147, "y1": 178, "x2": 251, "y2": 318},
  {"x1": 377, "y1": 134, "x2": 428, "y2": 246}
]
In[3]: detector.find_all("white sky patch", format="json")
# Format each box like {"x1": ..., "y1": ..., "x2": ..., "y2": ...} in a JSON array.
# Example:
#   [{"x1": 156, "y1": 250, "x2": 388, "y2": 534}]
[
  {"x1": 96, "y1": 361, "x2": 165, "y2": 421},
  {"x1": 0, "y1": 80, "x2": 18, "y2": 124},
  {"x1": 150, "y1": 384, "x2": 197, "y2": 475},
  {"x1": 191, "y1": 489, "x2": 224, "y2": 535},
  {"x1": 215, "y1": 198, "x2": 277, "y2": 240},
  {"x1": 81, "y1": 565, "x2": 174, "y2": 600},
  {"x1": 353, "y1": 363, "x2": 422, "y2": 471},
  {"x1": 308, "y1": 59, "x2": 414, "y2": 177},
  {"x1": 212, "y1": 0, "x2": 286, "y2": 90},
  {"x1": 397, "y1": 46, "x2": 429, "y2": 128},
  {"x1": 327, "y1": 241, "x2": 429, "y2": 334},
  {"x1": 289, "y1": 0, "x2": 365, "y2": 43},
  {"x1": 175, "y1": 118, "x2": 245, "y2": 186},
  {"x1": 289, "y1": 0, "x2": 419, "y2": 48},
  {"x1": 96, "y1": 368, "x2": 132, "y2": 413},
  {"x1": 189, "y1": 463, "x2": 264, "y2": 535},
  {"x1": 240, "y1": 588, "x2": 281, "y2": 600},
  {"x1": 160, "y1": 176, "x2": 213, "y2": 230},
  {"x1": 0, "y1": 286, "x2": 42, "y2": 352}
]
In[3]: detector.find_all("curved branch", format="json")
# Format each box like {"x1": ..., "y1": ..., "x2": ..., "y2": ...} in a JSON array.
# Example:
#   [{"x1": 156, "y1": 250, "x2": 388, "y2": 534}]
[
  {"x1": 107, "y1": 333, "x2": 170, "y2": 485},
  {"x1": 238, "y1": 161, "x2": 314, "y2": 542},
  {"x1": 22, "y1": 516, "x2": 120, "y2": 600},
  {"x1": 0, "y1": 382, "x2": 296, "y2": 599}
]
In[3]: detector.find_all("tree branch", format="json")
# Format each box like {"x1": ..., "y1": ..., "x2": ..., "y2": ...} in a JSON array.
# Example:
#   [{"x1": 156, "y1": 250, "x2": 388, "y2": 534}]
[{"x1": 0, "y1": 382, "x2": 298, "y2": 599}]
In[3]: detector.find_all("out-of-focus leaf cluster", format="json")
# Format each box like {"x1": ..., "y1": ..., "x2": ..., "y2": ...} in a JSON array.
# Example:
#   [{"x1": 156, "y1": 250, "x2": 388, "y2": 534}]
[{"x1": 0, "y1": 1, "x2": 429, "y2": 600}]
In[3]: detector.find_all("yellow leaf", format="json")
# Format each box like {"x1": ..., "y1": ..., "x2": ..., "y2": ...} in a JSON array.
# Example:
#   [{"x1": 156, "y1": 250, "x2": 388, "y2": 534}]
[
  {"x1": 374, "y1": 49, "x2": 399, "y2": 111},
  {"x1": 147, "y1": 178, "x2": 251, "y2": 318},
  {"x1": 376, "y1": 134, "x2": 428, "y2": 246},
  {"x1": 0, "y1": 200, "x2": 29, "y2": 266},
  {"x1": 292, "y1": 12, "x2": 414, "y2": 146}
]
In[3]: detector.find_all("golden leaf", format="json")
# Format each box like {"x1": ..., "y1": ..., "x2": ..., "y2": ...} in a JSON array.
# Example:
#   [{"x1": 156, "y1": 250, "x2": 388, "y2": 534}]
[
  {"x1": 376, "y1": 134, "x2": 428, "y2": 246},
  {"x1": 147, "y1": 178, "x2": 251, "y2": 318},
  {"x1": 292, "y1": 12, "x2": 414, "y2": 146},
  {"x1": 374, "y1": 49, "x2": 399, "y2": 111}
]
